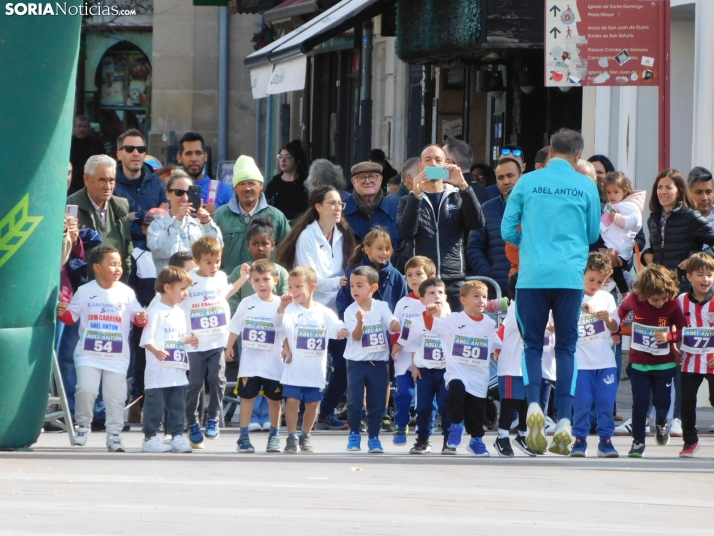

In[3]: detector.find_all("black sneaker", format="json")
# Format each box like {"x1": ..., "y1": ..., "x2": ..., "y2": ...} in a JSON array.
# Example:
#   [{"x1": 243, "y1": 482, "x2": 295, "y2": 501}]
[
  {"x1": 441, "y1": 439, "x2": 456, "y2": 455},
  {"x1": 299, "y1": 433, "x2": 315, "y2": 453},
  {"x1": 513, "y1": 435, "x2": 537, "y2": 457},
  {"x1": 628, "y1": 440, "x2": 646, "y2": 458},
  {"x1": 494, "y1": 436, "x2": 514, "y2": 457},
  {"x1": 656, "y1": 422, "x2": 670, "y2": 446},
  {"x1": 409, "y1": 440, "x2": 432, "y2": 454}
]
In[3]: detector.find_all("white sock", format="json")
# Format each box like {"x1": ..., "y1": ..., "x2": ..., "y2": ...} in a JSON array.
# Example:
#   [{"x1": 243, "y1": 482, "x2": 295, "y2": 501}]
[
  {"x1": 498, "y1": 428, "x2": 509, "y2": 439},
  {"x1": 518, "y1": 430, "x2": 526, "y2": 438}
]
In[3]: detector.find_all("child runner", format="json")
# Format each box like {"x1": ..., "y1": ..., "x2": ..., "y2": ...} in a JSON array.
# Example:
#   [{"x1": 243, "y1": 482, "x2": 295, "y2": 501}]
[
  {"x1": 618, "y1": 264, "x2": 685, "y2": 458},
  {"x1": 226, "y1": 259, "x2": 285, "y2": 453},
  {"x1": 570, "y1": 253, "x2": 620, "y2": 458},
  {"x1": 146, "y1": 252, "x2": 198, "y2": 311},
  {"x1": 600, "y1": 172, "x2": 646, "y2": 294},
  {"x1": 344, "y1": 266, "x2": 400, "y2": 453},
  {"x1": 57, "y1": 245, "x2": 146, "y2": 451},
  {"x1": 677, "y1": 252, "x2": 714, "y2": 457},
  {"x1": 139, "y1": 266, "x2": 198, "y2": 453},
  {"x1": 275, "y1": 266, "x2": 349, "y2": 453},
  {"x1": 423, "y1": 280, "x2": 501, "y2": 457}
]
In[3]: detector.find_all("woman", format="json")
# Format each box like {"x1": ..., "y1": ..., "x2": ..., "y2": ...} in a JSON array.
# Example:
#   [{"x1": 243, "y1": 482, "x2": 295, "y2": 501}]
[
  {"x1": 276, "y1": 185, "x2": 356, "y2": 311},
  {"x1": 147, "y1": 169, "x2": 223, "y2": 272},
  {"x1": 265, "y1": 140, "x2": 310, "y2": 222},
  {"x1": 588, "y1": 154, "x2": 615, "y2": 204},
  {"x1": 642, "y1": 169, "x2": 714, "y2": 291}
]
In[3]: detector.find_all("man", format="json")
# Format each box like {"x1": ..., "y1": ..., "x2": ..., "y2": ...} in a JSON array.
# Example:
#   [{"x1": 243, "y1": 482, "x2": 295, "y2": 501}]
[
  {"x1": 176, "y1": 131, "x2": 233, "y2": 215},
  {"x1": 391, "y1": 157, "x2": 419, "y2": 206},
  {"x1": 397, "y1": 144, "x2": 485, "y2": 312},
  {"x1": 688, "y1": 167, "x2": 714, "y2": 225},
  {"x1": 467, "y1": 157, "x2": 522, "y2": 297},
  {"x1": 343, "y1": 161, "x2": 400, "y2": 249},
  {"x1": 534, "y1": 146, "x2": 550, "y2": 169},
  {"x1": 112, "y1": 129, "x2": 167, "y2": 249},
  {"x1": 444, "y1": 137, "x2": 491, "y2": 205},
  {"x1": 69, "y1": 115, "x2": 105, "y2": 194},
  {"x1": 501, "y1": 129, "x2": 600, "y2": 455},
  {"x1": 369, "y1": 148, "x2": 398, "y2": 190}
]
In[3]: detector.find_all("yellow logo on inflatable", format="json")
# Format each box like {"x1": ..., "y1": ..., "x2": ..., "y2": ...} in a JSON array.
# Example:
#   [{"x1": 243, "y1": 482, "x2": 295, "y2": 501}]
[{"x1": 0, "y1": 194, "x2": 43, "y2": 269}]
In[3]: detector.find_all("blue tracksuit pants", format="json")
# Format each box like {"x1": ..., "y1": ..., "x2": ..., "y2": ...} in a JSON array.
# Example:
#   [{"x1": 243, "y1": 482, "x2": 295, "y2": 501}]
[{"x1": 573, "y1": 368, "x2": 617, "y2": 439}]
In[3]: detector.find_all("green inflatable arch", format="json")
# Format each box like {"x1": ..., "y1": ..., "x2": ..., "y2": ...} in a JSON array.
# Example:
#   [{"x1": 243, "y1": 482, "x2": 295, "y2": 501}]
[{"x1": 0, "y1": 7, "x2": 83, "y2": 449}]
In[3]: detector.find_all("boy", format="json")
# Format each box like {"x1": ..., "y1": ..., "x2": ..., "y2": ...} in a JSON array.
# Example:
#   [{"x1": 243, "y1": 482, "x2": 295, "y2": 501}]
[
  {"x1": 423, "y1": 280, "x2": 501, "y2": 456},
  {"x1": 57, "y1": 245, "x2": 146, "y2": 452},
  {"x1": 678, "y1": 252, "x2": 714, "y2": 457},
  {"x1": 140, "y1": 266, "x2": 198, "y2": 453},
  {"x1": 570, "y1": 253, "x2": 620, "y2": 458},
  {"x1": 390, "y1": 256, "x2": 439, "y2": 445},
  {"x1": 182, "y1": 237, "x2": 248, "y2": 449},
  {"x1": 226, "y1": 259, "x2": 285, "y2": 454},
  {"x1": 275, "y1": 266, "x2": 348, "y2": 453},
  {"x1": 403, "y1": 278, "x2": 451, "y2": 454},
  {"x1": 344, "y1": 266, "x2": 401, "y2": 453}
]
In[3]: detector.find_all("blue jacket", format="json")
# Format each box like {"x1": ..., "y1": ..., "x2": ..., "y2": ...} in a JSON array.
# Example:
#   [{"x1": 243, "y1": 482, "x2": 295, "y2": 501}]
[
  {"x1": 335, "y1": 257, "x2": 408, "y2": 320},
  {"x1": 344, "y1": 193, "x2": 400, "y2": 251},
  {"x1": 501, "y1": 158, "x2": 601, "y2": 289},
  {"x1": 467, "y1": 194, "x2": 509, "y2": 297},
  {"x1": 113, "y1": 162, "x2": 167, "y2": 248},
  {"x1": 194, "y1": 176, "x2": 233, "y2": 208}
]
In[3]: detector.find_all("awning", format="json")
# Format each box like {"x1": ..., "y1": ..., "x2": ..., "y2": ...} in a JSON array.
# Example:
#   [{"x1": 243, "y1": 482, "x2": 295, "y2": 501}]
[
  {"x1": 245, "y1": 0, "x2": 394, "y2": 97},
  {"x1": 263, "y1": 0, "x2": 321, "y2": 23}
]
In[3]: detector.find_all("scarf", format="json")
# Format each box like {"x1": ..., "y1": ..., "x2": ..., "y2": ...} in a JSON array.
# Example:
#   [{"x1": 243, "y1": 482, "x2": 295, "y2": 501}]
[{"x1": 354, "y1": 189, "x2": 384, "y2": 222}]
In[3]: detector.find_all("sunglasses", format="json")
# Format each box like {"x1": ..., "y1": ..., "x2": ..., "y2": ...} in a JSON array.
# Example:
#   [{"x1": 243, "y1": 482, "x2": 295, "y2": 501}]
[
  {"x1": 168, "y1": 188, "x2": 189, "y2": 197},
  {"x1": 120, "y1": 145, "x2": 147, "y2": 154},
  {"x1": 501, "y1": 148, "x2": 523, "y2": 157}
]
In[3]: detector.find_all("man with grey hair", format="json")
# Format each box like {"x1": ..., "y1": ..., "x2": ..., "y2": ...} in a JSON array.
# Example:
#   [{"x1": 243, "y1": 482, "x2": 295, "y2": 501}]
[
  {"x1": 391, "y1": 157, "x2": 420, "y2": 206},
  {"x1": 444, "y1": 137, "x2": 491, "y2": 204},
  {"x1": 502, "y1": 128, "x2": 601, "y2": 456},
  {"x1": 305, "y1": 159, "x2": 347, "y2": 196},
  {"x1": 688, "y1": 167, "x2": 714, "y2": 224}
]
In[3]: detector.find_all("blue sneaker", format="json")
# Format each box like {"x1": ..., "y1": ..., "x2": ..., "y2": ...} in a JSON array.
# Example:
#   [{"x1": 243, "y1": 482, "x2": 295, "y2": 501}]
[
  {"x1": 597, "y1": 438, "x2": 619, "y2": 458},
  {"x1": 466, "y1": 437, "x2": 490, "y2": 457},
  {"x1": 368, "y1": 437, "x2": 384, "y2": 453},
  {"x1": 393, "y1": 426, "x2": 408, "y2": 446},
  {"x1": 570, "y1": 438, "x2": 587, "y2": 457},
  {"x1": 347, "y1": 432, "x2": 361, "y2": 452},
  {"x1": 447, "y1": 423, "x2": 464, "y2": 448},
  {"x1": 236, "y1": 436, "x2": 255, "y2": 453},
  {"x1": 205, "y1": 419, "x2": 219, "y2": 440},
  {"x1": 188, "y1": 423, "x2": 204, "y2": 449}
]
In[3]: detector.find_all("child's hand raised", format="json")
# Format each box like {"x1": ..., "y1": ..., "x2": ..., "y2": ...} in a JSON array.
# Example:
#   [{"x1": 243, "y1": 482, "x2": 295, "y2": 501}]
[
  {"x1": 336, "y1": 328, "x2": 349, "y2": 340},
  {"x1": 391, "y1": 343, "x2": 401, "y2": 361},
  {"x1": 278, "y1": 293, "x2": 292, "y2": 313},
  {"x1": 240, "y1": 263, "x2": 251, "y2": 279},
  {"x1": 389, "y1": 319, "x2": 401, "y2": 333},
  {"x1": 425, "y1": 303, "x2": 439, "y2": 316},
  {"x1": 355, "y1": 310, "x2": 365, "y2": 323},
  {"x1": 57, "y1": 302, "x2": 68, "y2": 318},
  {"x1": 185, "y1": 333, "x2": 199, "y2": 348},
  {"x1": 135, "y1": 311, "x2": 147, "y2": 324}
]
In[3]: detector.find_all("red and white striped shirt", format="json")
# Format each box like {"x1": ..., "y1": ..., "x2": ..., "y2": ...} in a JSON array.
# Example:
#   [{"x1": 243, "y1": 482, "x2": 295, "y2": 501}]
[{"x1": 678, "y1": 292, "x2": 714, "y2": 374}]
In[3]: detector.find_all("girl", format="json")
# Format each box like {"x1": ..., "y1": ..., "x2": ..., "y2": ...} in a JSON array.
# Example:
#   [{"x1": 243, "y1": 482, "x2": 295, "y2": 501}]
[
  {"x1": 265, "y1": 140, "x2": 310, "y2": 222},
  {"x1": 600, "y1": 172, "x2": 646, "y2": 294},
  {"x1": 618, "y1": 264, "x2": 685, "y2": 458}
]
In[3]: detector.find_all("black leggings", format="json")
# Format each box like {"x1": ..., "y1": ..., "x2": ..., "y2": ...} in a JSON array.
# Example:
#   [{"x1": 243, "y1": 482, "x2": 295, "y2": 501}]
[
  {"x1": 498, "y1": 398, "x2": 527, "y2": 432},
  {"x1": 612, "y1": 264, "x2": 629, "y2": 294}
]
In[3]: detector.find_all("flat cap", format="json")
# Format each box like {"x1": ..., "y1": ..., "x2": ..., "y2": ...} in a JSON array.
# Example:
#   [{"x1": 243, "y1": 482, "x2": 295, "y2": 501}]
[{"x1": 351, "y1": 161, "x2": 383, "y2": 176}]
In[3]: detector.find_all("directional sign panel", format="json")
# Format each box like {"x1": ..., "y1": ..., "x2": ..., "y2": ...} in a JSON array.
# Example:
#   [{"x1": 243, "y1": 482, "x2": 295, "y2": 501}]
[{"x1": 544, "y1": 1, "x2": 663, "y2": 87}]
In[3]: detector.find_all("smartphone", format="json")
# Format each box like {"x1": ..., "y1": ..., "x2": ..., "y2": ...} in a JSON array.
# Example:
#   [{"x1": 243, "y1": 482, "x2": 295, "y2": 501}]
[
  {"x1": 425, "y1": 166, "x2": 449, "y2": 180},
  {"x1": 187, "y1": 185, "x2": 202, "y2": 212},
  {"x1": 65, "y1": 204, "x2": 79, "y2": 219}
]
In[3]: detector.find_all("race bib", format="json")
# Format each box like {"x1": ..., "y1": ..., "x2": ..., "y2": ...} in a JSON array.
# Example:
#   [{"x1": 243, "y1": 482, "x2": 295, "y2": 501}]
[
  {"x1": 400, "y1": 318, "x2": 412, "y2": 342},
  {"x1": 189, "y1": 305, "x2": 227, "y2": 333},
  {"x1": 82, "y1": 329, "x2": 123, "y2": 359},
  {"x1": 577, "y1": 313, "x2": 608, "y2": 344},
  {"x1": 423, "y1": 335, "x2": 444, "y2": 362},
  {"x1": 242, "y1": 319, "x2": 276, "y2": 350},
  {"x1": 361, "y1": 323, "x2": 386, "y2": 353},
  {"x1": 630, "y1": 323, "x2": 669, "y2": 355},
  {"x1": 451, "y1": 335, "x2": 488, "y2": 366},
  {"x1": 295, "y1": 327, "x2": 326, "y2": 357},
  {"x1": 681, "y1": 327, "x2": 714, "y2": 355},
  {"x1": 163, "y1": 340, "x2": 188, "y2": 369}
]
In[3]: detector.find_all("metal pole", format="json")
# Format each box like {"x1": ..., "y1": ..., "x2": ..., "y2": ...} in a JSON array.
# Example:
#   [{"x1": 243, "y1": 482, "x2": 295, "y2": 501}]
[
  {"x1": 658, "y1": 0, "x2": 670, "y2": 171},
  {"x1": 358, "y1": 19, "x2": 373, "y2": 161},
  {"x1": 265, "y1": 95, "x2": 274, "y2": 177},
  {"x1": 255, "y1": 14, "x2": 264, "y2": 172},
  {"x1": 217, "y1": 5, "x2": 229, "y2": 164}
]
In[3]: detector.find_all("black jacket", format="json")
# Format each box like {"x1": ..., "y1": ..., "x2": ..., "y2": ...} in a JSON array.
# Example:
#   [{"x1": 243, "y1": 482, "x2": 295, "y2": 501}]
[
  {"x1": 642, "y1": 203, "x2": 714, "y2": 290},
  {"x1": 397, "y1": 185, "x2": 484, "y2": 280},
  {"x1": 113, "y1": 162, "x2": 167, "y2": 249}
]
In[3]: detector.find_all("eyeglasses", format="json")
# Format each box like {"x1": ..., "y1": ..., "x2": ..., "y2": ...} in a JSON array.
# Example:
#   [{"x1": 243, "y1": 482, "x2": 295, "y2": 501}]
[
  {"x1": 353, "y1": 174, "x2": 381, "y2": 183},
  {"x1": 323, "y1": 200, "x2": 346, "y2": 210},
  {"x1": 277, "y1": 154, "x2": 294, "y2": 161},
  {"x1": 120, "y1": 145, "x2": 147, "y2": 154},
  {"x1": 168, "y1": 188, "x2": 189, "y2": 197},
  {"x1": 501, "y1": 148, "x2": 523, "y2": 158}
]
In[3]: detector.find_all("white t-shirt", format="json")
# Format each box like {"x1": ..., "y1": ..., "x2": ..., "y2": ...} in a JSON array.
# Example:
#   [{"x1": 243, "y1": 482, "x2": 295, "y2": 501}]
[
  {"x1": 576, "y1": 290, "x2": 619, "y2": 370},
  {"x1": 343, "y1": 299, "x2": 397, "y2": 362},
  {"x1": 276, "y1": 301, "x2": 346, "y2": 388},
  {"x1": 181, "y1": 269, "x2": 232, "y2": 351},
  {"x1": 228, "y1": 293, "x2": 284, "y2": 381},
  {"x1": 140, "y1": 302, "x2": 190, "y2": 389},
  {"x1": 393, "y1": 295, "x2": 424, "y2": 376},
  {"x1": 428, "y1": 312, "x2": 500, "y2": 398},
  {"x1": 542, "y1": 329, "x2": 556, "y2": 381},
  {"x1": 404, "y1": 315, "x2": 448, "y2": 370},
  {"x1": 67, "y1": 280, "x2": 144, "y2": 374},
  {"x1": 498, "y1": 304, "x2": 556, "y2": 379}
]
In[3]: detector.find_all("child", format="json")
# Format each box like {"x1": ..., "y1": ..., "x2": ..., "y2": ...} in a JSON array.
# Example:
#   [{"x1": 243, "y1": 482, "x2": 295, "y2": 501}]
[
  {"x1": 570, "y1": 253, "x2": 620, "y2": 458},
  {"x1": 182, "y1": 237, "x2": 248, "y2": 449},
  {"x1": 677, "y1": 252, "x2": 714, "y2": 457},
  {"x1": 146, "y1": 252, "x2": 197, "y2": 310},
  {"x1": 494, "y1": 272, "x2": 538, "y2": 457},
  {"x1": 226, "y1": 259, "x2": 285, "y2": 453},
  {"x1": 618, "y1": 264, "x2": 685, "y2": 458},
  {"x1": 390, "y1": 256, "x2": 439, "y2": 445},
  {"x1": 343, "y1": 266, "x2": 401, "y2": 453},
  {"x1": 423, "y1": 280, "x2": 501, "y2": 457},
  {"x1": 600, "y1": 172, "x2": 646, "y2": 294},
  {"x1": 57, "y1": 245, "x2": 146, "y2": 452},
  {"x1": 139, "y1": 266, "x2": 198, "y2": 453},
  {"x1": 275, "y1": 266, "x2": 348, "y2": 453},
  {"x1": 403, "y1": 278, "x2": 451, "y2": 454}
]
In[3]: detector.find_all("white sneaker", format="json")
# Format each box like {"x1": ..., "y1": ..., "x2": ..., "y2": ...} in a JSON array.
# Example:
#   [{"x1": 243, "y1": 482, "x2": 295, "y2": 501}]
[
  {"x1": 162, "y1": 434, "x2": 172, "y2": 444},
  {"x1": 142, "y1": 436, "x2": 172, "y2": 453},
  {"x1": 170, "y1": 435, "x2": 192, "y2": 453},
  {"x1": 548, "y1": 418, "x2": 573, "y2": 456},
  {"x1": 248, "y1": 422, "x2": 262, "y2": 432},
  {"x1": 74, "y1": 426, "x2": 90, "y2": 446},
  {"x1": 525, "y1": 402, "x2": 548, "y2": 453},
  {"x1": 261, "y1": 422, "x2": 272, "y2": 432},
  {"x1": 106, "y1": 433, "x2": 126, "y2": 452},
  {"x1": 545, "y1": 416, "x2": 556, "y2": 436},
  {"x1": 614, "y1": 418, "x2": 651, "y2": 436},
  {"x1": 669, "y1": 417, "x2": 683, "y2": 437}
]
